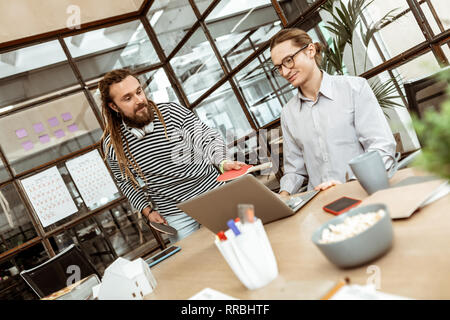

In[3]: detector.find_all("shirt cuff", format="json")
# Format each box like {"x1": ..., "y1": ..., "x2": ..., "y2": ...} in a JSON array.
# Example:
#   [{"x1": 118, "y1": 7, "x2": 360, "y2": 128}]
[
  {"x1": 134, "y1": 200, "x2": 152, "y2": 214},
  {"x1": 219, "y1": 159, "x2": 228, "y2": 174},
  {"x1": 280, "y1": 174, "x2": 305, "y2": 195}
]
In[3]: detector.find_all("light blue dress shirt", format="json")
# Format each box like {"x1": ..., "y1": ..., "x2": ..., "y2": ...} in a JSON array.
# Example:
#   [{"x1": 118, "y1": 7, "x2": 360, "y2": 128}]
[{"x1": 280, "y1": 71, "x2": 397, "y2": 193}]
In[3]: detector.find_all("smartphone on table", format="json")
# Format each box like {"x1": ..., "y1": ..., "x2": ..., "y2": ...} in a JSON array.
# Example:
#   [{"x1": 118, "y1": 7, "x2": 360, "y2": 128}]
[{"x1": 322, "y1": 196, "x2": 361, "y2": 215}]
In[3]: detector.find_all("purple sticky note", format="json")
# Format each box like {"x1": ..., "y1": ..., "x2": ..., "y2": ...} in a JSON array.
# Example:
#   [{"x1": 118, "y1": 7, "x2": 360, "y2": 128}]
[
  {"x1": 61, "y1": 112, "x2": 72, "y2": 122},
  {"x1": 54, "y1": 129, "x2": 65, "y2": 138},
  {"x1": 15, "y1": 128, "x2": 28, "y2": 138},
  {"x1": 48, "y1": 117, "x2": 59, "y2": 127},
  {"x1": 68, "y1": 124, "x2": 78, "y2": 133},
  {"x1": 33, "y1": 123, "x2": 45, "y2": 133},
  {"x1": 39, "y1": 134, "x2": 50, "y2": 143},
  {"x1": 22, "y1": 141, "x2": 34, "y2": 151}
]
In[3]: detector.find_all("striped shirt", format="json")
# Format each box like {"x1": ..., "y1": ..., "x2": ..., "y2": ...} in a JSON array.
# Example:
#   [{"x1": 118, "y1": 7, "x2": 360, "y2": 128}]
[{"x1": 103, "y1": 102, "x2": 227, "y2": 219}]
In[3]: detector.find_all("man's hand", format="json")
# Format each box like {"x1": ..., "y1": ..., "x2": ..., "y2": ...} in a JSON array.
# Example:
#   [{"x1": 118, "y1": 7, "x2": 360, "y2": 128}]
[
  {"x1": 278, "y1": 190, "x2": 291, "y2": 200},
  {"x1": 223, "y1": 161, "x2": 246, "y2": 172},
  {"x1": 314, "y1": 180, "x2": 342, "y2": 191},
  {"x1": 142, "y1": 207, "x2": 167, "y2": 225}
]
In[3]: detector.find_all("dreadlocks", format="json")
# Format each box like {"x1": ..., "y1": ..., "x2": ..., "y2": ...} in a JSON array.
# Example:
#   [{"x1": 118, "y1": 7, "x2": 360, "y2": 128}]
[{"x1": 99, "y1": 69, "x2": 169, "y2": 188}]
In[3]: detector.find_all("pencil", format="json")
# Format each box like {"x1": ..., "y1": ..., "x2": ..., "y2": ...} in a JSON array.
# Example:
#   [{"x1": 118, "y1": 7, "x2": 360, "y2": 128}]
[{"x1": 320, "y1": 279, "x2": 347, "y2": 300}]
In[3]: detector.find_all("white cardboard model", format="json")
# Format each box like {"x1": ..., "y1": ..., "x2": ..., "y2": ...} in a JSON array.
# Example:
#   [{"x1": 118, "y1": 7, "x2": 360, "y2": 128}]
[{"x1": 96, "y1": 257, "x2": 157, "y2": 300}]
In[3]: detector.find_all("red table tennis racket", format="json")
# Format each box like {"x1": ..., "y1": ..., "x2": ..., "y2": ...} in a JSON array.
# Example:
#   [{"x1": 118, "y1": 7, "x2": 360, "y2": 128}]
[{"x1": 217, "y1": 162, "x2": 273, "y2": 182}]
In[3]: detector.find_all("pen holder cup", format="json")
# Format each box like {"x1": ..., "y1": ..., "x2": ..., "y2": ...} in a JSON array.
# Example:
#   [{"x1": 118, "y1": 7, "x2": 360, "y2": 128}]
[{"x1": 215, "y1": 219, "x2": 278, "y2": 290}]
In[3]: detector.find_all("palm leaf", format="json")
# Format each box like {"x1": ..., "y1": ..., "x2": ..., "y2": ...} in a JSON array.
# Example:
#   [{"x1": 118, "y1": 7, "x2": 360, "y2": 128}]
[
  {"x1": 361, "y1": 8, "x2": 398, "y2": 47},
  {"x1": 322, "y1": 0, "x2": 404, "y2": 112},
  {"x1": 321, "y1": 0, "x2": 337, "y2": 13},
  {"x1": 324, "y1": 23, "x2": 348, "y2": 40},
  {"x1": 323, "y1": 0, "x2": 374, "y2": 43},
  {"x1": 321, "y1": 37, "x2": 345, "y2": 75},
  {"x1": 369, "y1": 77, "x2": 404, "y2": 116},
  {"x1": 335, "y1": 6, "x2": 354, "y2": 44}
]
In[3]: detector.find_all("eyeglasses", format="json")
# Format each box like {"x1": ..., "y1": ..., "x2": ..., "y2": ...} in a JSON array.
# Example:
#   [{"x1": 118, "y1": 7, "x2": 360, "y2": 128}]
[{"x1": 271, "y1": 44, "x2": 309, "y2": 77}]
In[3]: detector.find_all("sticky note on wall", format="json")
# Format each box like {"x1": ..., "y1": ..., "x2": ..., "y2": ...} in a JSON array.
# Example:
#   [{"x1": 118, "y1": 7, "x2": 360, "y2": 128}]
[
  {"x1": 54, "y1": 129, "x2": 65, "y2": 138},
  {"x1": 22, "y1": 141, "x2": 34, "y2": 151},
  {"x1": 33, "y1": 123, "x2": 45, "y2": 133},
  {"x1": 68, "y1": 124, "x2": 78, "y2": 133},
  {"x1": 61, "y1": 112, "x2": 72, "y2": 122},
  {"x1": 15, "y1": 128, "x2": 28, "y2": 138},
  {"x1": 48, "y1": 117, "x2": 59, "y2": 127},
  {"x1": 39, "y1": 134, "x2": 50, "y2": 144}
]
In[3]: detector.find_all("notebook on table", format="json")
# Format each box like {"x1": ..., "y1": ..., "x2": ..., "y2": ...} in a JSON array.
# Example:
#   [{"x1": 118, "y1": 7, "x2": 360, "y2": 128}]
[{"x1": 360, "y1": 178, "x2": 448, "y2": 219}]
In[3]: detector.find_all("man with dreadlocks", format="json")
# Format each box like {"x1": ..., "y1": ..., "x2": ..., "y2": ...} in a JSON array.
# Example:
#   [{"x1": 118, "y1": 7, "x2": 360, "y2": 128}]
[{"x1": 99, "y1": 69, "x2": 243, "y2": 242}]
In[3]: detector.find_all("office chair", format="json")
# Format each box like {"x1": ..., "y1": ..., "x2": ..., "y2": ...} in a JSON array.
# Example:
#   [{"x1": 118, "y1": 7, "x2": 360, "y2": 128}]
[
  {"x1": 20, "y1": 243, "x2": 100, "y2": 299},
  {"x1": 403, "y1": 67, "x2": 448, "y2": 161},
  {"x1": 404, "y1": 67, "x2": 449, "y2": 119}
]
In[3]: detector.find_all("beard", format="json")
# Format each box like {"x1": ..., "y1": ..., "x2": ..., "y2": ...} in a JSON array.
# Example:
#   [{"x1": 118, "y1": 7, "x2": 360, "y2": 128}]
[{"x1": 120, "y1": 102, "x2": 155, "y2": 128}]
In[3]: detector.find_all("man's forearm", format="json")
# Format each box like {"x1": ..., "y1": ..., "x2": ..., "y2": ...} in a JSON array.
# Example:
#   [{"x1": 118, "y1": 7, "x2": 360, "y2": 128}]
[
  {"x1": 142, "y1": 206, "x2": 153, "y2": 217},
  {"x1": 142, "y1": 206, "x2": 167, "y2": 224}
]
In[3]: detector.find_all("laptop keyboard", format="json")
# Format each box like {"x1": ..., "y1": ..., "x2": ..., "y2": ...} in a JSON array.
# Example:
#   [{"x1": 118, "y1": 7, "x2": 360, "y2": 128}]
[{"x1": 283, "y1": 189, "x2": 320, "y2": 211}]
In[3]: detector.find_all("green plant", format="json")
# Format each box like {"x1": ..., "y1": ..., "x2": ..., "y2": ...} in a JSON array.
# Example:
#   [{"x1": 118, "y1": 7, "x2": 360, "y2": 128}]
[
  {"x1": 369, "y1": 76, "x2": 404, "y2": 111},
  {"x1": 412, "y1": 70, "x2": 450, "y2": 180},
  {"x1": 320, "y1": 0, "x2": 402, "y2": 111}
]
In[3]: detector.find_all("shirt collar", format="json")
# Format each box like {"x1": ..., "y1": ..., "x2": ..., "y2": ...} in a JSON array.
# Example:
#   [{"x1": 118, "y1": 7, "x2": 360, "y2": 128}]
[
  {"x1": 319, "y1": 71, "x2": 334, "y2": 101},
  {"x1": 297, "y1": 70, "x2": 335, "y2": 103}
]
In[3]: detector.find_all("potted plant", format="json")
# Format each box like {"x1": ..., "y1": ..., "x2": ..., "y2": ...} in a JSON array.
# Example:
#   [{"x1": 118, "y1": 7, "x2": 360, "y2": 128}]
[
  {"x1": 320, "y1": 0, "x2": 402, "y2": 111},
  {"x1": 412, "y1": 69, "x2": 450, "y2": 180}
]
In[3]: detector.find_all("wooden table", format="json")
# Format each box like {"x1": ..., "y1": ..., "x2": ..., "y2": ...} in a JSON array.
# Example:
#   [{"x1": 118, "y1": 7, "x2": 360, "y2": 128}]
[{"x1": 145, "y1": 168, "x2": 450, "y2": 300}]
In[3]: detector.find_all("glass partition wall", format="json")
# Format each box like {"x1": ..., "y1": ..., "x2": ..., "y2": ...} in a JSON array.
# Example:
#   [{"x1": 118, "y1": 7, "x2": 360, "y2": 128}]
[{"x1": 0, "y1": 0, "x2": 448, "y2": 299}]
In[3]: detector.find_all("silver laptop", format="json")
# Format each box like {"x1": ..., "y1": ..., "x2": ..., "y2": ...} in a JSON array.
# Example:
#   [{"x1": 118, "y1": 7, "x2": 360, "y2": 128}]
[{"x1": 177, "y1": 175, "x2": 319, "y2": 234}]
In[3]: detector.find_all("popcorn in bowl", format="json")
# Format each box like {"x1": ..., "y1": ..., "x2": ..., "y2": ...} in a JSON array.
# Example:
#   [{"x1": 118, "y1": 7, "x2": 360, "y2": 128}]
[{"x1": 319, "y1": 209, "x2": 386, "y2": 244}]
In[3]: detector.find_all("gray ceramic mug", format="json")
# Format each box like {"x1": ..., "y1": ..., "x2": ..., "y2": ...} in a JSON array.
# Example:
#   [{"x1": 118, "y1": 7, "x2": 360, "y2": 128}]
[{"x1": 349, "y1": 151, "x2": 400, "y2": 195}]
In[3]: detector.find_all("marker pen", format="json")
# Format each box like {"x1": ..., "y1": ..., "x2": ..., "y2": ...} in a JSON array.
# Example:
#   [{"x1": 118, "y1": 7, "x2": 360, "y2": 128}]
[
  {"x1": 227, "y1": 219, "x2": 241, "y2": 236},
  {"x1": 217, "y1": 230, "x2": 227, "y2": 241}
]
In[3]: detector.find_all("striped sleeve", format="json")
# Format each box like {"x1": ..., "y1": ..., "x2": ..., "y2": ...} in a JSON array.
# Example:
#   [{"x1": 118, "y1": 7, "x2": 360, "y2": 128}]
[
  {"x1": 102, "y1": 136, "x2": 150, "y2": 213},
  {"x1": 170, "y1": 103, "x2": 228, "y2": 168}
]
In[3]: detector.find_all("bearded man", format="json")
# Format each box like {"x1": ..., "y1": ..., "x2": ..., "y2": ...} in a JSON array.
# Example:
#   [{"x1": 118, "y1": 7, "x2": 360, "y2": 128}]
[{"x1": 99, "y1": 69, "x2": 242, "y2": 242}]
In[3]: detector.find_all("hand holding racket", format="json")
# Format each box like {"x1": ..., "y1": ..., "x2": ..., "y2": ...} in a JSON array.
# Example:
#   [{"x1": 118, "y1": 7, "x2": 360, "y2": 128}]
[
  {"x1": 222, "y1": 161, "x2": 246, "y2": 172},
  {"x1": 149, "y1": 221, "x2": 177, "y2": 236},
  {"x1": 143, "y1": 209, "x2": 178, "y2": 235},
  {"x1": 143, "y1": 209, "x2": 167, "y2": 224},
  {"x1": 217, "y1": 162, "x2": 273, "y2": 182}
]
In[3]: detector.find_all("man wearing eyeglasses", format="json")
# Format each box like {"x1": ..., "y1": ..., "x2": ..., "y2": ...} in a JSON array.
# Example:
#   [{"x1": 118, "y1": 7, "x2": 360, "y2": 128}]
[{"x1": 270, "y1": 28, "x2": 397, "y2": 196}]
